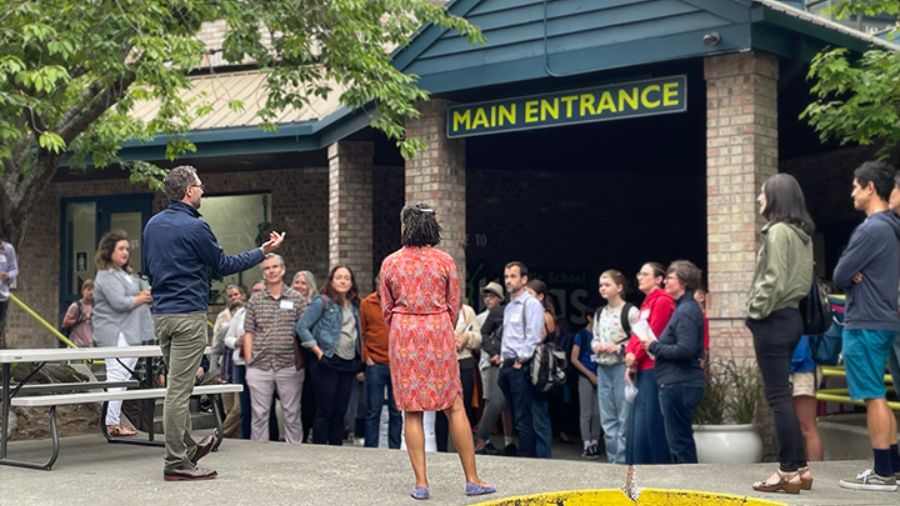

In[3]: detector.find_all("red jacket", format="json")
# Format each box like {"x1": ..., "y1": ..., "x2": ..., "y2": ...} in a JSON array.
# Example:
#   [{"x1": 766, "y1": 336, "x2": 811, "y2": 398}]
[{"x1": 625, "y1": 288, "x2": 676, "y2": 371}]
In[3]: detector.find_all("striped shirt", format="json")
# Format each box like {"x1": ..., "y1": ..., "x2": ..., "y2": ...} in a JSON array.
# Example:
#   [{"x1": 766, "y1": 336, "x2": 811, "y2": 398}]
[{"x1": 244, "y1": 284, "x2": 307, "y2": 371}]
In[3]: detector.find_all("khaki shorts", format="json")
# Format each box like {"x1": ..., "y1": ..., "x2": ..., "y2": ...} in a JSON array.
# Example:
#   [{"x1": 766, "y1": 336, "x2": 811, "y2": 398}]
[{"x1": 790, "y1": 367, "x2": 821, "y2": 397}]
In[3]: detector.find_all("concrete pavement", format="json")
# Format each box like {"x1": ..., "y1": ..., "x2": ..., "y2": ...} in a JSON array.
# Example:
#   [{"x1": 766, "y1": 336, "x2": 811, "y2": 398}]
[{"x1": 0, "y1": 434, "x2": 898, "y2": 506}]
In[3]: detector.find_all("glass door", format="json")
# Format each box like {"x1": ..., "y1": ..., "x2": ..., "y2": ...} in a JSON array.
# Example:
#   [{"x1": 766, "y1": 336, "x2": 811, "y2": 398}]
[{"x1": 60, "y1": 195, "x2": 153, "y2": 315}]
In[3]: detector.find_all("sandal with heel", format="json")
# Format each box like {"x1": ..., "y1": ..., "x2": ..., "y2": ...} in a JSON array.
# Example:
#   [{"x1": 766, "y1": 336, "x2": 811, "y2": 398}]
[
  {"x1": 798, "y1": 466, "x2": 813, "y2": 491},
  {"x1": 752, "y1": 470, "x2": 802, "y2": 495}
]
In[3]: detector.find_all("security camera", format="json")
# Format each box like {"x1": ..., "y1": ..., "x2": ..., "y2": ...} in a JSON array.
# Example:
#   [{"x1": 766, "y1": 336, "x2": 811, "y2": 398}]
[{"x1": 703, "y1": 32, "x2": 721, "y2": 46}]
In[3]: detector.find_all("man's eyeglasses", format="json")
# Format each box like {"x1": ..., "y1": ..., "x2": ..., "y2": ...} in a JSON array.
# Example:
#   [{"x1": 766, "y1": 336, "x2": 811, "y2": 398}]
[{"x1": 190, "y1": 184, "x2": 205, "y2": 191}]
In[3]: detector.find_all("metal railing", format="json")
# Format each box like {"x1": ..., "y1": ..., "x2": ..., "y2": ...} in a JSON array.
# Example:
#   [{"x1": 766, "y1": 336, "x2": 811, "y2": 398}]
[
  {"x1": 8, "y1": 294, "x2": 77, "y2": 349},
  {"x1": 817, "y1": 365, "x2": 899, "y2": 411}
]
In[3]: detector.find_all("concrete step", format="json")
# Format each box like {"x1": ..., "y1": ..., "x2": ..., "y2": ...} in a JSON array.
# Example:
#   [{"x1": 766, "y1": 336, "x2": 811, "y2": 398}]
[{"x1": 819, "y1": 412, "x2": 900, "y2": 460}]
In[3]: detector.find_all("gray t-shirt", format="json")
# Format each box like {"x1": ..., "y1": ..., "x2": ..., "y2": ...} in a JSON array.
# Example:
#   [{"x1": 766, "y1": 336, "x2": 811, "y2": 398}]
[{"x1": 335, "y1": 305, "x2": 358, "y2": 360}]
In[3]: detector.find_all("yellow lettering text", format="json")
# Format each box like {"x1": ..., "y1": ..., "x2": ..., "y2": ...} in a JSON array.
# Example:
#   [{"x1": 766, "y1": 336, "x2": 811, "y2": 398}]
[
  {"x1": 498, "y1": 104, "x2": 516, "y2": 126},
  {"x1": 452, "y1": 110, "x2": 471, "y2": 132},
  {"x1": 472, "y1": 107, "x2": 490, "y2": 129},
  {"x1": 524, "y1": 100, "x2": 539, "y2": 123},
  {"x1": 663, "y1": 81, "x2": 680, "y2": 106},
  {"x1": 579, "y1": 94, "x2": 596, "y2": 116},
  {"x1": 540, "y1": 99, "x2": 559, "y2": 121},
  {"x1": 618, "y1": 87, "x2": 639, "y2": 111},
  {"x1": 560, "y1": 95, "x2": 578, "y2": 118},
  {"x1": 596, "y1": 91, "x2": 617, "y2": 114},
  {"x1": 640, "y1": 85, "x2": 661, "y2": 108}
]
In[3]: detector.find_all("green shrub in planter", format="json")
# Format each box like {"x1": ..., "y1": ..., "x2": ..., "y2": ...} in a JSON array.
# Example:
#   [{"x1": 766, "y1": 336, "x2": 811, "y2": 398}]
[{"x1": 695, "y1": 358, "x2": 763, "y2": 425}]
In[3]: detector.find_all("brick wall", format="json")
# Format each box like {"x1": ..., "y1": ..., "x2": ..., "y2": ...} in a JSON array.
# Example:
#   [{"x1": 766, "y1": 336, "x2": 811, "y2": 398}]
[
  {"x1": 5, "y1": 167, "x2": 329, "y2": 348},
  {"x1": 404, "y1": 99, "x2": 467, "y2": 288},
  {"x1": 328, "y1": 141, "x2": 375, "y2": 294},
  {"x1": 704, "y1": 51, "x2": 779, "y2": 362}
]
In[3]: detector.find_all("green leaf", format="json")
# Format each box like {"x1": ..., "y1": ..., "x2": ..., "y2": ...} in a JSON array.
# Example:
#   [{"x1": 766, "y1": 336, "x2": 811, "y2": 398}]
[{"x1": 38, "y1": 132, "x2": 66, "y2": 153}]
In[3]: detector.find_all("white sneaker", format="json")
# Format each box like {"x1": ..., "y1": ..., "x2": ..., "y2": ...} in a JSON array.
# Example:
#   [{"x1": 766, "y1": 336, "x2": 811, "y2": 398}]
[{"x1": 839, "y1": 469, "x2": 898, "y2": 492}]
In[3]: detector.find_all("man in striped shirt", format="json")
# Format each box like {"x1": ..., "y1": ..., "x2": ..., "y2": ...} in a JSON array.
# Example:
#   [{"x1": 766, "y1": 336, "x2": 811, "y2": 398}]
[{"x1": 242, "y1": 254, "x2": 307, "y2": 443}]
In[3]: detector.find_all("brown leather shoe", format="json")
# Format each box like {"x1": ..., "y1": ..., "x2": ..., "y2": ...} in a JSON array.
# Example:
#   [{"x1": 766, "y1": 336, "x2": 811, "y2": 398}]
[
  {"x1": 190, "y1": 435, "x2": 216, "y2": 465},
  {"x1": 164, "y1": 463, "x2": 217, "y2": 481}
]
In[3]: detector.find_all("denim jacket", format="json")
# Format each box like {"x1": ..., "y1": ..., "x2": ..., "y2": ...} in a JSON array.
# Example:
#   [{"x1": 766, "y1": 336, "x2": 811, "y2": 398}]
[{"x1": 294, "y1": 295, "x2": 361, "y2": 359}]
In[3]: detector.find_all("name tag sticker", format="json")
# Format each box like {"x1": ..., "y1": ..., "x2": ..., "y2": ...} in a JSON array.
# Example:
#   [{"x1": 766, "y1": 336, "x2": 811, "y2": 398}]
[
  {"x1": 508, "y1": 312, "x2": 522, "y2": 324},
  {"x1": 279, "y1": 300, "x2": 294, "y2": 310}
]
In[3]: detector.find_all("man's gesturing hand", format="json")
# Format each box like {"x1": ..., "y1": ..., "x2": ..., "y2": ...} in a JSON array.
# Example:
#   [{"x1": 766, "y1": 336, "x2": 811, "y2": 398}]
[{"x1": 261, "y1": 231, "x2": 286, "y2": 254}]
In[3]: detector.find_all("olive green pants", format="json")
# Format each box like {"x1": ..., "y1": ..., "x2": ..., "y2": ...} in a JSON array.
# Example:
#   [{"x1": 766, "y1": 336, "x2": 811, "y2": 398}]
[{"x1": 155, "y1": 313, "x2": 208, "y2": 470}]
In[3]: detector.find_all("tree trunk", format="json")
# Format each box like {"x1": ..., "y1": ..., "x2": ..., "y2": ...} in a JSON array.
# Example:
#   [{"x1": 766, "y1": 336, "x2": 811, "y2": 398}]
[{"x1": 0, "y1": 156, "x2": 60, "y2": 348}]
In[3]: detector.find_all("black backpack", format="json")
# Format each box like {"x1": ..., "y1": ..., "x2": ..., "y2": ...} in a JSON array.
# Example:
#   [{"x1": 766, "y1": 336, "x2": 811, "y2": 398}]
[
  {"x1": 799, "y1": 276, "x2": 832, "y2": 336},
  {"x1": 619, "y1": 302, "x2": 636, "y2": 340},
  {"x1": 60, "y1": 301, "x2": 84, "y2": 337}
]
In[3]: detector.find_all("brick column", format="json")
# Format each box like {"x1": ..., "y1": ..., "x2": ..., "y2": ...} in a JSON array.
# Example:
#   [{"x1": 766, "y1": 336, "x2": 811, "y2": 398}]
[
  {"x1": 405, "y1": 99, "x2": 467, "y2": 289},
  {"x1": 328, "y1": 141, "x2": 374, "y2": 294},
  {"x1": 704, "y1": 52, "x2": 779, "y2": 361}
]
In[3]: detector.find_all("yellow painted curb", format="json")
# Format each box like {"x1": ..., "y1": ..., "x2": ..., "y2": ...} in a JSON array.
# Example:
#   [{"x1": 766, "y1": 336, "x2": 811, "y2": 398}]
[
  {"x1": 474, "y1": 488, "x2": 788, "y2": 506},
  {"x1": 475, "y1": 489, "x2": 634, "y2": 506},
  {"x1": 639, "y1": 488, "x2": 788, "y2": 506}
]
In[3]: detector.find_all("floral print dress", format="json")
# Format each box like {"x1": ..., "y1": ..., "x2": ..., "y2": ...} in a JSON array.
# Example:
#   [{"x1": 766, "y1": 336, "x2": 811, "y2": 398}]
[{"x1": 379, "y1": 246, "x2": 461, "y2": 412}]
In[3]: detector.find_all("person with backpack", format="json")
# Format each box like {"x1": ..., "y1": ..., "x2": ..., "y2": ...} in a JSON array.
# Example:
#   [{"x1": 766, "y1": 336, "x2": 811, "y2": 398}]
[
  {"x1": 62, "y1": 279, "x2": 94, "y2": 347},
  {"x1": 745, "y1": 173, "x2": 815, "y2": 494},
  {"x1": 591, "y1": 269, "x2": 638, "y2": 464},
  {"x1": 524, "y1": 278, "x2": 559, "y2": 459}
]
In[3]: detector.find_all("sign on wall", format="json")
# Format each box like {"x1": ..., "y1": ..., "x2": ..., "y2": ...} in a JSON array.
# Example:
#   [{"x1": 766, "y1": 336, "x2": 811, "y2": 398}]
[{"x1": 446, "y1": 75, "x2": 687, "y2": 138}]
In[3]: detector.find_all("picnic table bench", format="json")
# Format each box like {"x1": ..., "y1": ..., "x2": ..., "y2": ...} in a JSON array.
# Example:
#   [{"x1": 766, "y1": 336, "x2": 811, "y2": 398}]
[{"x1": 1, "y1": 346, "x2": 242, "y2": 470}]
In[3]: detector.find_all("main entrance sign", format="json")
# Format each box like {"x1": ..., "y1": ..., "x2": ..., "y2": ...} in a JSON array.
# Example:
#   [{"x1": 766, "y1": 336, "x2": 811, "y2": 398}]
[{"x1": 446, "y1": 75, "x2": 687, "y2": 138}]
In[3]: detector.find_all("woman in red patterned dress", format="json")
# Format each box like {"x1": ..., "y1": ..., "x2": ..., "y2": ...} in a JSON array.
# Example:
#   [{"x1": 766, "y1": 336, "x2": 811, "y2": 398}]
[{"x1": 380, "y1": 202, "x2": 494, "y2": 501}]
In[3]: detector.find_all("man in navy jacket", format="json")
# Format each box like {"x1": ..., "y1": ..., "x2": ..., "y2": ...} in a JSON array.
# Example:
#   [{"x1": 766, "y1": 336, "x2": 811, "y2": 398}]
[
  {"x1": 144, "y1": 165, "x2": 284, "y2": 481},
  {"x1": 833, "y1": 161, "x2": 900, "y2": 492}
]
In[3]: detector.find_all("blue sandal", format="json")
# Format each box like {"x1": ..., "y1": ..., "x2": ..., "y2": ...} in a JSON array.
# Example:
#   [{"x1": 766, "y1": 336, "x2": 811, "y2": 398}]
[
  {"x1": 410, "y1": 486, "x2": 430, "y2": 500},
  {"x1": 465, "y1": 482, "x2": 497, "y2": 496}
]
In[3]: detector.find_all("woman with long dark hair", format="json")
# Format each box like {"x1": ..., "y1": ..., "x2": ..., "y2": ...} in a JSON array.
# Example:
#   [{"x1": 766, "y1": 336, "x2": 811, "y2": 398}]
[
  {"x1": 380, "y1": 202, "x2": 493, "y2": 500},
  {"x1": 295, "y1": 264, "x2": 362, "y2": 446},
  {"x1": 525, "y1": 278, "x2": 558, "y2": 459},
  {"x1": 747, "y1": 173, "x2": 815, "y2": 494},
  {"x1": 92, "y1": 230, "x2": 154, "y2": 436}
]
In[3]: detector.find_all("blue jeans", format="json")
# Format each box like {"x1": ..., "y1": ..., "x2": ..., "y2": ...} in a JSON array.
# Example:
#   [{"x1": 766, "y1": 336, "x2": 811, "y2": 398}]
[
  {"x1": 532, "y1": 397, "x2": 552, "y2": 459},
  {"x1": 597, "y1": 362, "x2": 628, "y2": 464},
  {"x1": 658, "y1": 381, "x2": 705, "y2": 464},
  {"x1": 625, "y1": 368, "x2": 671, "y2": 465},
  {"x1": 364, "y1": 362, "x2": 402, "y2": 449},
  {"x1": 499, "y1": 365, "x2": 536, "y2": 457}
]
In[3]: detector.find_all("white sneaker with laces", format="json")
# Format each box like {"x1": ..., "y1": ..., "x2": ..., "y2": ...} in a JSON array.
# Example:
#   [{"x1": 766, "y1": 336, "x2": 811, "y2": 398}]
[{"x1": 838, "y1": 469, "x2": 898, "y2": 492}]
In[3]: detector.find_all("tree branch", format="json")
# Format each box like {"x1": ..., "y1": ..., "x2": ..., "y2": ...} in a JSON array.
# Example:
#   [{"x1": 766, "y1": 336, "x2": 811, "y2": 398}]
[{"x1": 56, "y1": 73, "x2": 135, "y2": 144}]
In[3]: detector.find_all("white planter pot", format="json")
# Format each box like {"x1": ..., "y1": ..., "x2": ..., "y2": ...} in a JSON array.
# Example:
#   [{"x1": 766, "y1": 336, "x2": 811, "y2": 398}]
[{"x1": 693, "y1": 423, "x2": 763, "y2": 463}]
